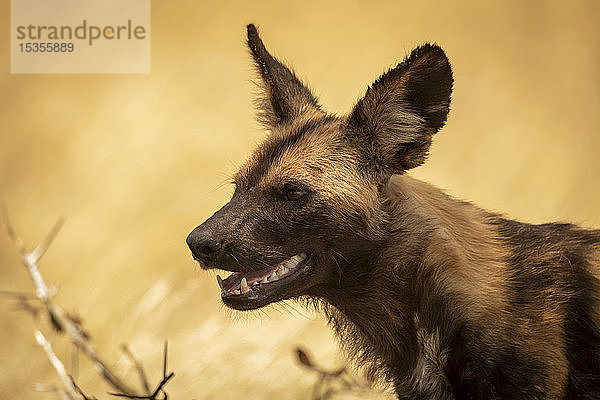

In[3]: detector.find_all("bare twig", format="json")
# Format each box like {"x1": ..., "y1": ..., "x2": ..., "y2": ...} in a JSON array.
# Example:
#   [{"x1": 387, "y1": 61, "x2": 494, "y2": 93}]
[
  {"x1": 3, "y1": 211, "x2": 52, "y2": 301},
  {"x1": 32, "y1": 382, "x2": 60, "y2": 393},
  {"x1": 109, "y1": 342, "x2": 174, "y2": 400},
  {"x1": 34, "y1": 330, "x2": 77, "y2": 400},
  {"x1": 30, "y1": 217, "x2": 64, "y2": 265},
  {"x1": 0, "y1": 289, "x2": 39, "y2": 299},
  {"x1": 0, "y1": 210, "x2": 140, "y2": 396},
  {"x1": 295, "y1": 347, "x2": 375, "y2": 400},
  {"x1": 32, "y1": 383, "x2": 72, "y2": 400},
  {"x1": 1, "y1": 210, "x2": 174, "y2": 399},
  {"x1": 122, "y1": 344, "x2": 151, "y2": 395},
  {"x1": 12, "y1": 293, "x2": 41, "y2": 317},
  {"x1": 162, "y1": 341, "x2": 168, "y2": 380},
  {"x1": 108, "y1": 373, "x2": 175, "y2": 400},
  {"x1": 1, "y1": 290, "x2": 42, "y2": 318},
  {"x1": 71, "y1": 342, "x2": 79, "y2": 381},
  {"x1": 70, "y1": 376, "x2": 97, "y2": 400}
]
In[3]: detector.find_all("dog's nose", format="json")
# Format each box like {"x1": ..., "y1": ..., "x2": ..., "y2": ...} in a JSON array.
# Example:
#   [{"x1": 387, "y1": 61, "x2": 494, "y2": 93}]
[{"x1": 186, "y1": 227, "x2": 222, "y2": 262}]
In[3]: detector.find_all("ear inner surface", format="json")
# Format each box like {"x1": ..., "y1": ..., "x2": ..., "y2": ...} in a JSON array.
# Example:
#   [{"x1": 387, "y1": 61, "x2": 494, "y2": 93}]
[{"x1": 346, "y1": 43, "x2": 453, "y2": 176}]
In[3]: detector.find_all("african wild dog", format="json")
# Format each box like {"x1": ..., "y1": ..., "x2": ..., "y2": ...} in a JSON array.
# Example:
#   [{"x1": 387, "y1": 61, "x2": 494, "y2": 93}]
[{"x1": 187, "y1": 24, "x2": 600, "y2": 399}]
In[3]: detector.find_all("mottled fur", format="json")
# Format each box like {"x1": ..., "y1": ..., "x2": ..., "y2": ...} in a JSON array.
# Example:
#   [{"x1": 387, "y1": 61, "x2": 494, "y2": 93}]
[{"x1": 187, "y1": 25, "x2": 600, "y2": 399}]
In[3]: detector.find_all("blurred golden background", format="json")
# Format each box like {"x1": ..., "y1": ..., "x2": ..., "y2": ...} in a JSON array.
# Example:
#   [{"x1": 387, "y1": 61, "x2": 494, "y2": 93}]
[{"x1": 1, "y1": 0, "x2": 599, "y2": 398}]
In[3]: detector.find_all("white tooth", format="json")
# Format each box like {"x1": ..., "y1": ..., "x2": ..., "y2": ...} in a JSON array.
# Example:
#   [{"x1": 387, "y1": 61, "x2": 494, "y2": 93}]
[
  {"x1": 270, "y1": 271, "x2": 278, "y2": 281},
  {"x1": 261, "y1": 277, "x2": 269, "y2": 284},
  {"x1": 289, "y1": 254, "x2": 303, "y2": 268},
  {"x1": 252, "y1": 281, "x2": 259, "y2": 287},
  {"x1": 234, "y1": 289, "x2": 240, "y2": 295},
  {"x1": 278, "y1": 265, "x2": 286, "y2": 275},
  {"x1": 240, "y1": 277, "x2": 249, "y2": 294}
]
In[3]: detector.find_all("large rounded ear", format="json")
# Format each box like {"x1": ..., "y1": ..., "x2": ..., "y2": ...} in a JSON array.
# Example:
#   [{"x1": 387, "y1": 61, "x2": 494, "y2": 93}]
[
  {"x1": 346, "y1": 43, "x2": 453, "y2": 178},
  {"x1": 247, "y1": 24, "x2": 323, "y2": 129}
]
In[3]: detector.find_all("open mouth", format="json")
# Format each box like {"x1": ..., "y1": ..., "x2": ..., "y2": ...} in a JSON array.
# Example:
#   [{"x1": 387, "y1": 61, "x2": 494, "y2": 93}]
[{"x1": 216, "y1": 253, "x2": 310, "y2": 310}]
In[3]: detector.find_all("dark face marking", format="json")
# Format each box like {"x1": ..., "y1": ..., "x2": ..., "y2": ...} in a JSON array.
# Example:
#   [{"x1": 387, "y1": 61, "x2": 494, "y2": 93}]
[{"x1": 235, "y1": 115, "x2": 337, "y2": 189}]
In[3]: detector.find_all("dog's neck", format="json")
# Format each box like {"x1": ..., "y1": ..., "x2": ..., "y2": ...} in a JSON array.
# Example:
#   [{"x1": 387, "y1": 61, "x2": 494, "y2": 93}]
[{"x1": 314, "y1": 174, "x2": 508, "y2": 383}]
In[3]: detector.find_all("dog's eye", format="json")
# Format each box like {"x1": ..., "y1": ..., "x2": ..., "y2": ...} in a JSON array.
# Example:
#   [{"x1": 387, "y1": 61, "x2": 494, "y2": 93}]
[{"x1": 285, "y1": 188, "x2": 307, "y2": 201}]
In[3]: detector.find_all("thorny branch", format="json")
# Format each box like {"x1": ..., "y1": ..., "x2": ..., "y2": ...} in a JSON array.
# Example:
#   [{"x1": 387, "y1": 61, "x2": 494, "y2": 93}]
[
  {"x1": 1, "y1": 207, "x2": 174, "y2": 399},
  {"x1": 34, "y1": 330, "x2": 77, "y2": 400},
  {"x1": 71, "y1": 376, "x2": 98, "y2": 400},
  {"x1": 109, "y1": 343, "x2": 173, "y2": 400},
  {"x1": 121, "y1": 345, "x2": 151, "y2": 395}
]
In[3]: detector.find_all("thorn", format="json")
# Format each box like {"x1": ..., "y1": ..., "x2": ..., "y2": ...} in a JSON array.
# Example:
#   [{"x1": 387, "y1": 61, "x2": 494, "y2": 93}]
[
  {"x1": 1, "y1": 204, "x2": 27, "y2": 255},
  {"x1": 31, "y1": 217, "x2": 64, "y2": 264},
  {"x1": 163, "y1": 341, "x2": 168, "y2": 379}
]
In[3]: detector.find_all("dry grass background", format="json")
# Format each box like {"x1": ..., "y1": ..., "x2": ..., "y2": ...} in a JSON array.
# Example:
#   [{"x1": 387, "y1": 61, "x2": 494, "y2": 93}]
[{"x1": 1, "y1": 0, "x2": 599, "y2": 398}]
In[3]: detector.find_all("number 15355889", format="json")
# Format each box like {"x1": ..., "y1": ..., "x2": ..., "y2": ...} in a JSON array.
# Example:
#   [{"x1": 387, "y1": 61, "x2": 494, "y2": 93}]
[{"x1": 19, "y1": 42, "x2": 74, "y2": 52}]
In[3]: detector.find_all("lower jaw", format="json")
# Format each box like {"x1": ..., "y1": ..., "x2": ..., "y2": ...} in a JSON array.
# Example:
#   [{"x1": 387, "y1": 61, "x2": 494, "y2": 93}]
[
  {"x1": 222, "y1": 292, "x2": 275, "y2": 311},
  {"x1": 221, "y1": 285, "x2": 296, "y2": 310}
]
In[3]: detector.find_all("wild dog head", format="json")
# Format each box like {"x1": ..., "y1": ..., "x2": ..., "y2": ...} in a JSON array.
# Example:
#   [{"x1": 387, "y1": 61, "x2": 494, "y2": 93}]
[{"x1": 186, "y1": 24, "x2": 453, "y2": 310}]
